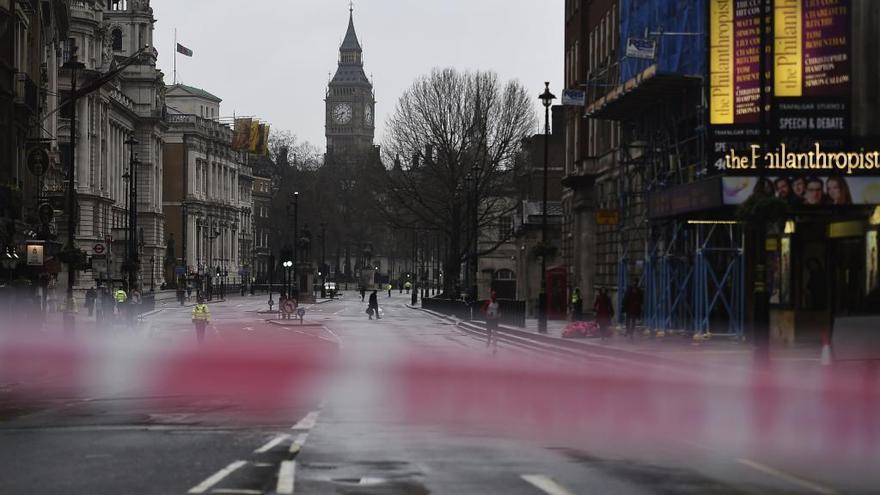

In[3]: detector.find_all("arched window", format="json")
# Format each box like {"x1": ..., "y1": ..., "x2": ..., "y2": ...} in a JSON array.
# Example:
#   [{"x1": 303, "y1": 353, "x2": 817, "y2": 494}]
[{"x1": 111, "y1": 29, "x2": 123, "y2": 51}]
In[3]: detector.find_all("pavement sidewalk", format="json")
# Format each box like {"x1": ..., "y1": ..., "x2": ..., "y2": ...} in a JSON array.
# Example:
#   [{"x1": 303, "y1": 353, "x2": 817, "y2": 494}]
[{"x1": 413, "y1": 305, "x2": 823, "y2": 368}]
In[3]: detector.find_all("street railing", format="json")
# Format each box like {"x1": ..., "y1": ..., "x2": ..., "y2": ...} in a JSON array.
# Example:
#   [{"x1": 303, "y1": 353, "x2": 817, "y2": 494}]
[{"x1": 422, "y1": 297, "x2": 526, "y2": 328}]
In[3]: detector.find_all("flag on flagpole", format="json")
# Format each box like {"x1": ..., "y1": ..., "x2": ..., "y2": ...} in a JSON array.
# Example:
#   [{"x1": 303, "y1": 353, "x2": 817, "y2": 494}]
[{"x1": 176, "y1": 43, "x2": 193, "y2": 57}]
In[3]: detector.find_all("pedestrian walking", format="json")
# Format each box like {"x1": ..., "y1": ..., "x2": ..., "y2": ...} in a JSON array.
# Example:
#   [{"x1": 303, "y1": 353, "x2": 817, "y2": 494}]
[
  {"x1": 482, "y1": 291, "x2": 501, "y2": 354},
  {"x1": 387, "y1": 283, "x2": 392, "y2": 298},
  {"x1": 177, "y1": 285, "x2": 185, "y2": 306},
  {"x1": 367, "y1": 290, "x2": 380, "y2": 320},
  {"x1": 570, "y1": 287, "x2": 583, "y2": 321},
  {"x1": 404, "y1": 280, "x2": 412, "y2": 294},
  {"x1": 360, "y1": 286, "x2": 366, "y2": 302},
  {"x1": 622, "y1": 280, "x2": 643, "y2": 340},
  {"x1": 186, "y1": 284, "x2": 193, "y2": 302},
  {"x1": 95, "y1": 287, "x2": 105, "y2": 323},
  {"x1": 85, "y1": 287, "x2": 97, "y2": 317},
  {"x1": 593, "y1": 287, "x2": 614, "y2": 339},
  {"x1": 191, "y1": 296, "x2": 210, "y2": 343}
]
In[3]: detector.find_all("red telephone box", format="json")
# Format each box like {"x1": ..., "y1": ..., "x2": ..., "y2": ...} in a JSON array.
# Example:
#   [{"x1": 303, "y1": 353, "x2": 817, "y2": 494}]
[{"x1": 546, "y1": 266, "x2": 568, "y2": 320}]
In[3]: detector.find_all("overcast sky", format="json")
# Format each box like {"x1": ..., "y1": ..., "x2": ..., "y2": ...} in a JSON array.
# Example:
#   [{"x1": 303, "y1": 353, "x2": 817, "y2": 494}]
[{"x1": 152, "y1": 1, "x2": 563, "y2": 151}]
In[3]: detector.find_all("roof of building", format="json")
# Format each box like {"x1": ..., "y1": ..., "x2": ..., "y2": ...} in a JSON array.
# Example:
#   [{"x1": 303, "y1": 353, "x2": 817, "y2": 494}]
[
  {"x1": 340, "y1": 9, "x2": 362, "y2": 52},
  {"x1": 166, "y1": 83, "x2": 222, "y2": 103},
  {"x1": 331, "y1": 8, "x2": 370, "y2": 87}
]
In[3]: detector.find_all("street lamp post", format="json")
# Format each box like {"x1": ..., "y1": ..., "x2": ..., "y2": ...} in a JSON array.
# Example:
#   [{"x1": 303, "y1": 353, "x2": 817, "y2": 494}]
[
  {"x1": 292, "y1": 191, "x2": 299, "y2": 298},
  {"x1": 150, "y1": 256, "x2": 155, "y2": 291},
  {"x1": 537, "y1": 82, "x2": 556, "y2": 334},
  {"x1": 62, "y1": 46, "x2": 85, "y2": 334},
  {"x1": 123, "y1": 134, "x2": 139, "y2": 292},
  {"x1": 320, "y1": 222, "x2": 327, "y2": 298},
  {"x1": 471, "y1": 163, "x2": 480, "y2": 305}
]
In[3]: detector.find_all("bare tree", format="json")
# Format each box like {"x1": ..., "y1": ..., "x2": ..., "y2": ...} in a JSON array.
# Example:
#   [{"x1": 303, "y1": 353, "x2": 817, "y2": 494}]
[{"x1": 379, "y1": 68, "x2": 536, "y2": 297}]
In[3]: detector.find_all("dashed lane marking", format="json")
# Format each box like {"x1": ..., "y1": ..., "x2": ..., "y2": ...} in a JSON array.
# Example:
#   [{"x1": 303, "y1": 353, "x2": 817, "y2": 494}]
[
  {"x1": 210, "y1": 489, "x2": 262, "y2": 495},
  {"x1": 291, "y1": 410, "x2": 320, "y2": 430},
  {"x1": 276, "y1": 461, "x2": 296, "y2": 494},
  {"x1": 736, "y1": 458, "x2": 838, "y2": 494},
  {"x1": 521, "y1": 474, "x2": 576, "y2": 495},
  {"x1": 289, "y1": 432, "x2": 309, "y2": 454},
  {"x1": 253, "y1": 433, "x2": 291, "y2": 454},
  {"x1": 187, "y1": 460, "x2": 248, "y2": 494}
]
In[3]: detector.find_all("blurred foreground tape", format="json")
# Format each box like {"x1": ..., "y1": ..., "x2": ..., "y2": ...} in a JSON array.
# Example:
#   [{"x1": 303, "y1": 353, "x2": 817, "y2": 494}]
[
  {"x1": 391, "y1": 353, "x2": 880, "y2": 466},
  {"x1": 0, "y1": 329, "x2": 338, "y2": 419}
]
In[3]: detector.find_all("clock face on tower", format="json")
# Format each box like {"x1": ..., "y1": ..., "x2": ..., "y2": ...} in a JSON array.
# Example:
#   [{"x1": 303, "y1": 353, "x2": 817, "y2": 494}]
[
  {"x1": 364, "y1": 104, "x2": 373, "y2": 125},
  {"x1": 333, "y1": 103, "x2": 352, "y2": 124}
]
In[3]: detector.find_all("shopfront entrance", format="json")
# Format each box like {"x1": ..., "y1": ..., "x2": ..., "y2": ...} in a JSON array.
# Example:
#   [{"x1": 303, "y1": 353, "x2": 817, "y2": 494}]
[{"x1": 771, "y1": 215, "x2": 875, "y2": 343}]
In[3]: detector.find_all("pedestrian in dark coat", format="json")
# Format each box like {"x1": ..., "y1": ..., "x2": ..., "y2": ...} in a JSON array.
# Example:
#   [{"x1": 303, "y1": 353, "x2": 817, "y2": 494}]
[
  {"x1": 593, "y1": 288, "x2": 614, "y2": 339},
  {"x1": 360, "y1": 287, "x2": 366, "y2": 302},
  {"x1": 622, "y1": 281, "x2": 643, "y2": 339},
  {"x1": 85, "y1": 287, "x2": 97, "y2": 316},
  {"x1": 367, "y1": 290, "x2": 380, "y2": 320}
]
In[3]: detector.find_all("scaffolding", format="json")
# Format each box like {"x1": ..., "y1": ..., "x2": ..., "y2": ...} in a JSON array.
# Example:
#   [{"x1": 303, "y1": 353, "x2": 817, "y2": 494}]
[{"x1": 632, "y1": 220, "x2": 745, "y2": 338}]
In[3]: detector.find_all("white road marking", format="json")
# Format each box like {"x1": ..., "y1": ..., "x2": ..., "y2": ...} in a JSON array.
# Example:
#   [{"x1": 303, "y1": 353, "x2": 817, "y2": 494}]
[
  {"x1": 736, "y1": 458, "x2": 838, "y2": 494},
  {"x1": 252, "y1": 462, "x2": 274, "y2": 467},
  {"x1": 276, "y1": 461, "x2": 296, "y2": 494},
  {"x1": 291, "y1": 410, "x2": 320, "y2": 430},
  {"x1": 521, "y1": 474, "x2": 575, "y2": 495},
  {"x1": 289, "y1": 432, "x2": 309, "y2": 454},
  {"x1": 187, "y1": 460, "x2": 247, "y2": 494},
  {"x1": 210, "y1": 489, "x2": 262, "y2": 495},
  {"x1": 253, "y1": 433, "x2": 291, "y2": 453}
]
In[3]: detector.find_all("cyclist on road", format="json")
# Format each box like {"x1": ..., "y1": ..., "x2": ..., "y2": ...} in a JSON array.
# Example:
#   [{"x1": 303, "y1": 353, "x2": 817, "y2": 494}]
[{"x1": 191, "y1": 296, "x2": 211, "y2": 343}]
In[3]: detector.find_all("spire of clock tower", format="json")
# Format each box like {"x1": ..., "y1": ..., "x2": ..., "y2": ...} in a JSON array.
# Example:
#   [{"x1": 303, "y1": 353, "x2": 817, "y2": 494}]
[{"x1": 325, "y1": 4, "x2": 375, "y2": 155}]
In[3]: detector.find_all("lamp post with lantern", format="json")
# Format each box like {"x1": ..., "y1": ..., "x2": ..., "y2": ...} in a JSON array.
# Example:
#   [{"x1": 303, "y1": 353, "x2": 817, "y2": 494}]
[{"x1": 537, "y1": 82, "x2": 556, "y2": 334}]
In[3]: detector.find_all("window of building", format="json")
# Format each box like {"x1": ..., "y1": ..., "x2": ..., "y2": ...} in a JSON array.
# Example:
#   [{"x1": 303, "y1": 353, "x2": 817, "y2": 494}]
[{"x1": 112, "y1": 29, "x2": 123, "y2": 51}]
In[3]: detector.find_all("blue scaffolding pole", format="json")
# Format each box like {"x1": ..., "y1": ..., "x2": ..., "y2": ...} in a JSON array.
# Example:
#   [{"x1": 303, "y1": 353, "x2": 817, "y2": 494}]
[
  {"x1": 693, "y1": 223, "x2": 745, "y2": 339},
  {"x1": 644, "y1": 221, "x2": 695, "y2": 334}
]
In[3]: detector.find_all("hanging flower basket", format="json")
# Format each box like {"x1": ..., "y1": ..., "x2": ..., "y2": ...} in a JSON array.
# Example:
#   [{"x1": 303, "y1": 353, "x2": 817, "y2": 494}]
[{"x1": 58, "y1": 244, "x2": 87, "y2": 269}]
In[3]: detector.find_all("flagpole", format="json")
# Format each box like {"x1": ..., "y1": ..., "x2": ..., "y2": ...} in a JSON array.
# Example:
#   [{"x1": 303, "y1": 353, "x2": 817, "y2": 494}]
[{"x1": 173, "y1": 28, "x2": 177, "y2": 85}]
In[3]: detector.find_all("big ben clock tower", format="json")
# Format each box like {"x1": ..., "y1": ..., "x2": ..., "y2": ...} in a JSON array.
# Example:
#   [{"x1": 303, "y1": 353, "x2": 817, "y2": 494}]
[{"x1": 325, "y1": 6, "x2": 375, "y2": 157}]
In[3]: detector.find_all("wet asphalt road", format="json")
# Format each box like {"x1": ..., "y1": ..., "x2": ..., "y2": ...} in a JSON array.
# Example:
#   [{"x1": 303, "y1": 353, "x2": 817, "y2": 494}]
[{"x1": 0, "y1": 291, "x2": 870, "y2": 494}]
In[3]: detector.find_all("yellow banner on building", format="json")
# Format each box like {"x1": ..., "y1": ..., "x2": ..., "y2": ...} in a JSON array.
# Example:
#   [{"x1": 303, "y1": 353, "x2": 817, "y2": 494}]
[
  {"x1": 232, "y1": 118, "x2": 252, "y2": 150},
  {"x1": 260, "y1": 124, "x2": 270, "y2": 155},
  {"x1": 709, "y1": 0, "x2": 734, "y2": 125},
  {"x1": 248, "y1": 121, "x2": 260, "y2": 153},
  {"x1": 774, "y1": 0, "x2": 803, "y2": 97}
]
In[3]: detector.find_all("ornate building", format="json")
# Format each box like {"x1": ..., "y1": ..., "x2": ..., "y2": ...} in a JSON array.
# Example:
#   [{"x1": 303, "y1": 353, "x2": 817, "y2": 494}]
[
  {"x1": 325, "y1": 7, "x2": 375, "y2": 157},
  {"x1": 47, "y1": 0, "x2": 167, "y2": 293},
  {"x1": 162, "y1": 84, "x2": 251, "y2": 295},
  {"x1": 322, "y1": 7, "x2": 385, "y2": 281}
]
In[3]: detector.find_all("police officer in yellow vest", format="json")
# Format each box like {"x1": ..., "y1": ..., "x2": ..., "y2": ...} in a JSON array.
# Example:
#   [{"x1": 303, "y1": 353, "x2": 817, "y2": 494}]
[
  {"x1": 113, "y1": 287, "x2": 127, "y2": 318},
  {"x1": 191, "y1": 296, "x2": 210, "y2": 343}
]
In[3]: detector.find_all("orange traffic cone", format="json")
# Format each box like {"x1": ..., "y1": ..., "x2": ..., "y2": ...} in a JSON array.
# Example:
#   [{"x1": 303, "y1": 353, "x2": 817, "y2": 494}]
[{"x1": 820, "y1": 331, "x2": 832, "y2": 366}]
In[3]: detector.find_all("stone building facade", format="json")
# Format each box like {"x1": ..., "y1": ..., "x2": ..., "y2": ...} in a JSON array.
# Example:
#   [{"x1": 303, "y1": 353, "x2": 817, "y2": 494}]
[
  {"x1": 162, "y1": 84, "x2": 250, "y2": 294},
  {"x1": 43, "y1": 0, "x2": 167, "y2": 293}
]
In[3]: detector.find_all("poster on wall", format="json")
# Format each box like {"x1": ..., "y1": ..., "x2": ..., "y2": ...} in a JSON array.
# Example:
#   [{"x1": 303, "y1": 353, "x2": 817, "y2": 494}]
[
  {"x1": 709, "y1": 0, "x2": 852, "y2": 170},
  {"x1": 867, "y1": 231, "x2": 878, "y2": 295},
  {"x1": 722, "y1": 176, "x2": 880, "y2": 206}
]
